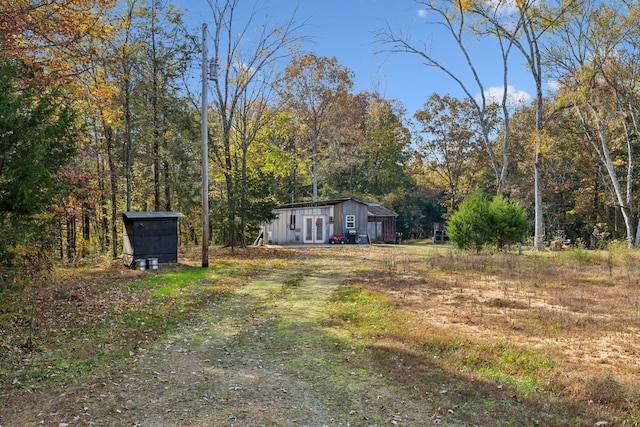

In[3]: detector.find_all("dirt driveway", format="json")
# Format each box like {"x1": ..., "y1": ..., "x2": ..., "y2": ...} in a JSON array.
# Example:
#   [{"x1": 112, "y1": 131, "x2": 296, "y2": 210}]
[
  {"x1": 2, "y1": 253, "x2": 444, "y2": 426},
  {"x1": 4, "y1": 245, "x2": 625, "y2": 426}
]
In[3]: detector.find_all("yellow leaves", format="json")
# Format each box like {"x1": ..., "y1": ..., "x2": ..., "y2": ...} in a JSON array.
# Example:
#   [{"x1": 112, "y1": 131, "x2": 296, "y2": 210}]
[
  {"x1": 100, "y1": 107, "x2": 123, "y2": 127},
  {"x1": 232, "y1": 70, "x2": 249, "y2": 87},
  {"x1": 458, "y1": 0, "x2": 476, "y2": 13},
  {"x1": 2, "y1": 0, "x2": 119, "y2": 75},
  {"x1": 534, "y1": 130, "x2": 556, "y2": 157}
]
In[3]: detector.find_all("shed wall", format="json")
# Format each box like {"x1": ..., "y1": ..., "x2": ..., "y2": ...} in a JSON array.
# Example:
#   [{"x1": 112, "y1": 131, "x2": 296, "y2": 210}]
[
  {"x1": 334, "y1": 200, "x2": 368, "y2": 235},
  {"x1": 267, "y1": 206, "x2": 334, "y2": 244},
  {"x1": 122, "y1": 218, "x2": 180, "y2": 266},
  {"x1": 368, "y1": 216, "x2": 397, "y2": 243},
  {"x1": 262, "y1": 199, "x2": 373, "y2": 245}
]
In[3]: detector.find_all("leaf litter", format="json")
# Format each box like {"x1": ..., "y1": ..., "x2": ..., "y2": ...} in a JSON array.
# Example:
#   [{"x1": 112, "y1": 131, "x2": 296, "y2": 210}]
[{"x1": 1, "y1": 246, "x2": 627, "y2": 425}]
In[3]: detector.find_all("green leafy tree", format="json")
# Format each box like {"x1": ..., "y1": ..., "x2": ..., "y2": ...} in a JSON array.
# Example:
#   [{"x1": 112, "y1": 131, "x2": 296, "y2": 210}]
[
  {"x1": 359, "y1": 96, "x2": 412, "y2": 196},
  {"x1": 447, "y1": 189, "x2": 493, "y2": 252},
  {"x1": 414, "y1": 94, "x2": 494, "y2": 213},
  {"x1": 0, "y1": 61, "x2": 79, "y2": 262},
  {"x1": 448, "y1": 189, "x2": 527, "y2": 252},
  {"x1": 208, "y1": 0, "x2": 305, "y2": 249},
  {"x1": 277, "y1": 53, "x2": 355, "y2": 201},
  {"x1": 489, "y1": 195, "x2": 528, "y2": 250}
]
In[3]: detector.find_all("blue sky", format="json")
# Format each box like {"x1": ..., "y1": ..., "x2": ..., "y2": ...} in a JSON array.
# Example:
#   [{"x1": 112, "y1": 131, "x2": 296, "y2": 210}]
[{"x1": 183, "y1": 0, "x2": 537, "y2": 117}]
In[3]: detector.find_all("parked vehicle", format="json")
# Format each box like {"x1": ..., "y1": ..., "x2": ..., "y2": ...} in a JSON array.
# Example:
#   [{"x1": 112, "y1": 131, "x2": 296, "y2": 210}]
[{"x1": 329, "y1": 234, "x2": 345, "y2": 244}]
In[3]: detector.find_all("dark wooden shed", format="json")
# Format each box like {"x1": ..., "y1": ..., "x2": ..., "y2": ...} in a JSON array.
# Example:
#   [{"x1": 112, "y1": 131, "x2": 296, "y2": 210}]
[
  {"x1": 366, "y1": 203, "x2": 398, "y2": 243},
  {"x1": 122, "y1": 211, "x2": 184, "y2": 268}
]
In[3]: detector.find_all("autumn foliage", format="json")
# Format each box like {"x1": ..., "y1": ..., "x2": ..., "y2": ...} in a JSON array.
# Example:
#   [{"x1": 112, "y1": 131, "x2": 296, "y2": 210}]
[{"x1": 0, "y1": 0, "x2": 118, "y2": 81}]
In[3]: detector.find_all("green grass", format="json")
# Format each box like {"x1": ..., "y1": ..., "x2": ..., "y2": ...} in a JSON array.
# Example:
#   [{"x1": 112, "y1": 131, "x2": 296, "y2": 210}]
[
  {"x1": 325, "y1": 285, "x2": 399, "y2": 332},
  {"x1": 323, "y1": 283, "x2": 589, "y2": 425},
  {"x1": 328, "y1": 285, "x2": 556, "y2": 392},
  {"x1": 0, "y1": 265, "x2": 238, "y2": 393},
  {"x1": 3, "y1": 245, "x2": 639, "y2": 425}
]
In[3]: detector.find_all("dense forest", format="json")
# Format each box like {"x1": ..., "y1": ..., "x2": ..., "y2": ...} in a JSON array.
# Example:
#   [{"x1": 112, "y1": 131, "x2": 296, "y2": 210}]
[{"x1": 2, "y1": 0, "x2": 640, "y2": 269}]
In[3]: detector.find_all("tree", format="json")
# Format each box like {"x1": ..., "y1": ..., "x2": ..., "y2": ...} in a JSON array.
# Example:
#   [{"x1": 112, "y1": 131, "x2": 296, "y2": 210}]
[
  {"x1": 358, "y1": 95, "x2": 412, "y2": 196},
  {"x1": 506, "y1": 102, "x2": 598, "y2": 246},
  {"x1": 206, "y1": 0, "x2": 305, "y2": 249},
  {"x1": 261, "y1": 110, "x2": 313, "y2": 202},
  {"x1": 468, "y1": 0, "x2": 578, "y2": 251},
  {"x1": 277, "y1": 53, "x2": 355, "y2": 201},
  {"x1": 447, "y1": 189, "x2": 493, "y2": 252},
  {"x1": 116, "y1": 0, "x2": 138, "y2": 212},
  {"x1": 234, "y1": 94, "x2": 277, "y2": 247},
  {"x1": 0, "y1": 0, "x2": 118, "y2": 81},
  {"x1": 448, "y1": 189, "x2": 527, "y2": 252},
  {"x1": 134, "y1": 0, "x2": 197, "y2": 212},
  {"x1": 415, "y1": 94, "x2": 494, "y2": 212},
  {"x1": 546, "y1": 0, "x2": 640, "y2": 247},
  {"x1": 0, "y1": 61, "x2": 80, "y2": 262},
  {"x1": 489, "y1": 195, "x2": 528, "y2": 250},
  {"x1": 376, "y1": 0, "x2": 516, "y2": 195}
]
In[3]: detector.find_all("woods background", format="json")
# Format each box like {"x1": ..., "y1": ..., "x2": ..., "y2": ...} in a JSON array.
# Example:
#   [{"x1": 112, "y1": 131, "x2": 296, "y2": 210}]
[{"x1": 2, "y1": 0, "x2": 640, "y2": 267}]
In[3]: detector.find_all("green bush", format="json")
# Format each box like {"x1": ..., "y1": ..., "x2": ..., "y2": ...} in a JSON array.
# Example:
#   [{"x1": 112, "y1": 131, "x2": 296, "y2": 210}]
[
  {"x1": 448, "y1": 190, "x2": 528, "y2": 252},
  {"x1": 447, "y1": 189, "x2": 493, "y2": 252},
  {"x1": 489, "y1": 195, "x2": 529, "y2": 250}
]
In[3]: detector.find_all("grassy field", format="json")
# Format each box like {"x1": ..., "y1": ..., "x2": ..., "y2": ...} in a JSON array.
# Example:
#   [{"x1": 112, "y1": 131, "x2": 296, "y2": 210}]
[{"x1": 1, "y1": 243, "x2": 640, "y2": 425}]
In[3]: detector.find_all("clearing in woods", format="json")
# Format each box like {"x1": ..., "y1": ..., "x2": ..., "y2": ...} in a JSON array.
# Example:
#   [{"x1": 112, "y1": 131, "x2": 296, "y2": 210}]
[{"x1": 1, "y1": 244, "x2": 639, "y2": 426}]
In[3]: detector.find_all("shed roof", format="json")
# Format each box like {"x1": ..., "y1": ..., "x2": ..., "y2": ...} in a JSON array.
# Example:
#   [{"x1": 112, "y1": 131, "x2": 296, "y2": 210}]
[
  {"x1": 366, "y1": 203, "x2": 398, "y2": 217},
  {"x1": 274, "y1": 198, "x2": 397, "y2": 217},
  {"x1": 275, "y1": 197, "x2": 359, "y2": 210},
  {"x1": 122, "y1": 211, "x2": 185, "y2": 220}
]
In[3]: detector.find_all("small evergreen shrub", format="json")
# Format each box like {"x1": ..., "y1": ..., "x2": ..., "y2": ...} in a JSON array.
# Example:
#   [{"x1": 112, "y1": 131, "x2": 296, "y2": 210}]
[{"x1": 448, "y1": 190, "x2": 528, "y2": 252}]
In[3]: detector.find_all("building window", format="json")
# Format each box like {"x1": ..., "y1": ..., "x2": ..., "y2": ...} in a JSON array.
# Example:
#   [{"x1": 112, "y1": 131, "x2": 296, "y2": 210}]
[{"x1": 346, "y1": 214, "x2": 356, "y2": 228}]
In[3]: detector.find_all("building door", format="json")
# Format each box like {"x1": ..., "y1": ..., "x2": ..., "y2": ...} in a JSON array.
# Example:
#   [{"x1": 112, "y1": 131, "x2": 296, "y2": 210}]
[{"x1": 303, "y1": 215, "x2": 325, "y2": 243}]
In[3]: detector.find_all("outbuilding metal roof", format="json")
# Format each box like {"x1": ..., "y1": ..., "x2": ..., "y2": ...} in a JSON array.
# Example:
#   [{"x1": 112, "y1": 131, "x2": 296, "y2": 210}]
[
  {"x1": 122, "y1": 211, "x2": 185, "y2": 220},
  {"x1": 275, "y1": 197, "x2": 357, "y2": 210},
  {"x1": 274, "y1": 198, "x2": 398, "y2": 218},
  {"x1": 366, "y1": 203, "x2": 398, "y2": 217}
]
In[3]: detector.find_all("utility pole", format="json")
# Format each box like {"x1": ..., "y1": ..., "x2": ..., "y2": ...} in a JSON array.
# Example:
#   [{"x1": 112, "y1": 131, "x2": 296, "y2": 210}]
[{"x1": 201, "y1": 23, "x2": 209, "y2": 268}]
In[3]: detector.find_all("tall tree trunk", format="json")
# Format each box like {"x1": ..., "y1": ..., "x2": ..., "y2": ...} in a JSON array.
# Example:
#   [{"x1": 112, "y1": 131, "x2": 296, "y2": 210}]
[
  {"x1": 59, "y1": 218, "x2": 64, "y2": 260},
  {"x1": 105, "y1": 125, "x2": 119, "y2": 259},
  {"x1": 163, "y1": 159, "x2": 171, "y2": 211},
  {"x1": 151, "y1": 2, "x2": 161, "y2": 212},
  {"x1": 121, "y1": 0, "x2": 135, "y2": 212},
  {"x1": 153, "y1": 136, "x2": 160, "y2": 211},
  {"x1": 533, "y1": 149, "x2": 544, "y2": 250},
  {"x1": 312, "y1": 133, "x2": 318, "y2": 201},
  {"x1": 578, "y1": 105, "x2": 635, "y2": 248},
  {"x1": 124, "y1": 78, "x2": 133, "y2": 211},
  {"x1": 96, "y1": 149, "x2": 108, "y2": 252},
  {"x1": 66, "y1": 212, "x2": 76, "y2": 262},
  {"x1": 152, "y1": 75, "x2": 161, "y2": 211},
  {"x1": 223, "y1": 132, "x2": 236, "y2": 249},
  {"x1": 81, "y1": 202, "x2": 90, "y2": 258},
  {"x1": 239, "y1": 145, "x2": 248, "y2": 248}
]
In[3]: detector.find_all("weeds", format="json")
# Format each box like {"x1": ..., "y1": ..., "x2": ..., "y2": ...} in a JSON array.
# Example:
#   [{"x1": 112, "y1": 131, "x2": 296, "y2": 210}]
[
  {"x1": 0, "y1": 251, "x2": 281, "y2": 394},
  {"x1": 3, "y1": 244, "x2": 640, "y2": 424},
  {"x1": 351, "y1": 243, "x2": 640, "y2": 422}
]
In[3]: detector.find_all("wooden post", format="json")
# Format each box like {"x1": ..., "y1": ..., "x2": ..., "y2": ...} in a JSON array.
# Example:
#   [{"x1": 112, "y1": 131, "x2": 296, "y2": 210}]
[{"x1": 201, "y1": 23, "x2": 209, "y2": 268}]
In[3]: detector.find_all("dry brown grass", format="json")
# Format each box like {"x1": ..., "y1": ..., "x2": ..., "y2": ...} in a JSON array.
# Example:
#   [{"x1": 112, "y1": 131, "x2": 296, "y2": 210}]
[
  {"x1": 3, "y1": 244, "x2": 640, "y2": 424},
  {"x1": 354, "y1": 244, "x2": 640, "y2": 420}
]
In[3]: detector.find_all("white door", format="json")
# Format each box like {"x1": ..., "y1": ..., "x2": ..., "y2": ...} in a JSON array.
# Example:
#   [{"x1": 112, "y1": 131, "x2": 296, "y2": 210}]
[{"x1": 303, "y1": 215, "x2": 325, "y2": 243}]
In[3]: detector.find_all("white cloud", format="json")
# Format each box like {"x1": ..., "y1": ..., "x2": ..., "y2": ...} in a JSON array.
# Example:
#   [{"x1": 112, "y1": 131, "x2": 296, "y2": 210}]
[
  {"x1": 487, "y1": 0, "x2": 518, "y2": 15},
  {"x1": 417, "y1": 9, "x2": 427, "y2": 18},
  {"x1": 546, "y1": 80, "x2": 560, "y2": 92},
  {"x1": 483, "y1": 85, "x2": 531, "y2": 107}
]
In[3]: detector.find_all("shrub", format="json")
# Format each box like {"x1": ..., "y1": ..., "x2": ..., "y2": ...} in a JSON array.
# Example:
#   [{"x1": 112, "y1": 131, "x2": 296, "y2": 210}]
[
  {"x1": 447, "y1": 189, "x2": 493, "y2": 252},
  {"x1": 489, "y1": 195, "x2": 529, "y2": 250},
  {"x1": 448, "y1": 190, "x2": 528, "y2": 252}
]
